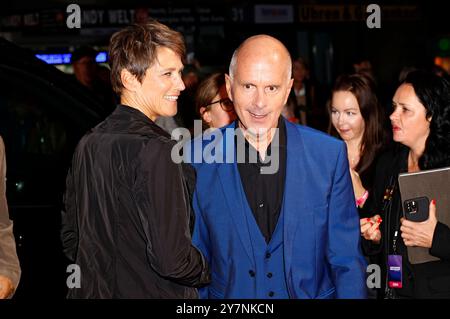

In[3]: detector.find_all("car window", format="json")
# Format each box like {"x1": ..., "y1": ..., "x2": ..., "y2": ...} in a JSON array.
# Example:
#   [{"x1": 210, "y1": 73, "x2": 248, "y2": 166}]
[
  {"x1": 0, "y1": 65, "x2": 95, "y2": 205},
  {"x1": 0, "y1": 63, "x2": 102, "y2": 298}
]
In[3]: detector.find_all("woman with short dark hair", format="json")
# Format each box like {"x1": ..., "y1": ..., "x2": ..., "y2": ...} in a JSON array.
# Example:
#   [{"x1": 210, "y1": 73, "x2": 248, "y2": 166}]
[{"x1": 61, "y1": 20, "x2": 210, "y2": 298}]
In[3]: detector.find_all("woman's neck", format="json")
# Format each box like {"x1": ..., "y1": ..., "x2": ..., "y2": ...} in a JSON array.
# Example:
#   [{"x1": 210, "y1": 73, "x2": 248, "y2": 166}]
[
  {"x1": 408, "y1": 138, "x2": 426, "y2": 172},
  {"x1": 408, "y1": 149, "x2": 422, "y2": 172},
  {"x1": 121, "y1": 94, "x2": 156, "y2": 121},
  {"x1": 345, "y1": 138, "x2": 362, "y2": 168}
]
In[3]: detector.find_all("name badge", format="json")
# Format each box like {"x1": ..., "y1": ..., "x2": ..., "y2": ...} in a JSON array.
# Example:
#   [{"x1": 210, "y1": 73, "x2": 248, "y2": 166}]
[{"x1": 388, "y1": 255, "x2": 402, "y2": 288}]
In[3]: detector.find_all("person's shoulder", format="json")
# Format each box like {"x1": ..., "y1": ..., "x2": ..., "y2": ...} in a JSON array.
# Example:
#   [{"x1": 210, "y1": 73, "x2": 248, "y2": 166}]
[
  {"x1": 79, "y1": 117, "x2": 175, "y2": 156},
  {"x1": 191, "y1": 124, "x2": 230, "y2": 146},
  {"x1": 183, "y1": 123, "x2": 239, "y2": 171},
  {"x1": 124, "y1": 134, "x2": 179, "y2": 174},
  {"x1": 138, "y1": 131, "x2": 176, "y2": 159},
  {"x1": 376, "y1": 142, "x2": 405, "y2": 165},
  {"x1": 373, "y1": 142, "x2": 407, "y2": 177},
  {"x1": 75, "y1": 128, "x2": 96, "y2": 149},
  {"x1": 291, "y1": 122, "x2": 344, "y2": 149},
  {"x1": 187, "y1": 124, "x2": 232, "y2": 164},
  {"x1": 298, "y1": 124, "x2": 339, "y2": 140}
]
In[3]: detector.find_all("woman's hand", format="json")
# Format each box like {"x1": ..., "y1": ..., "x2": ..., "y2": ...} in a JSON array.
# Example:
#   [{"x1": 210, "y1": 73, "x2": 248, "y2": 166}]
[
  {"x1": 401, "y1": 199, "x2": 438, "y2": 248},
  {"x1": 360, "y1": 215, "x2": 382, "y2": 243}
]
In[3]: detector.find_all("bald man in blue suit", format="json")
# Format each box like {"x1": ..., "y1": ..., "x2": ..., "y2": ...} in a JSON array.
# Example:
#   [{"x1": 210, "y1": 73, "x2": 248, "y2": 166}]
[{"x1": 188, "y1": 35, "x2": 367, "y2": 299}]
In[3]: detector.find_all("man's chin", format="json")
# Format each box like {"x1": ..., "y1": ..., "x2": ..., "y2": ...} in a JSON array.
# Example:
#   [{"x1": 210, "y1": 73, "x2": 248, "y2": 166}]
[{"x1": 244, "y1": 125, "x2": 273, "y2": 139}]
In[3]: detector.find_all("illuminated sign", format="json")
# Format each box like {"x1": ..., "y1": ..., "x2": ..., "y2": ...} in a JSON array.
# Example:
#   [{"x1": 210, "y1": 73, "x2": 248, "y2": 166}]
[
  {"x1": 254, "y1": 5, "x2": 294, "y2": 24},
  {"x1": 35, "y1": 51, "x2": 107, "y2": 65},
  {"x1": 298, "y1": 5, "x2": 420, "y2": 23}
]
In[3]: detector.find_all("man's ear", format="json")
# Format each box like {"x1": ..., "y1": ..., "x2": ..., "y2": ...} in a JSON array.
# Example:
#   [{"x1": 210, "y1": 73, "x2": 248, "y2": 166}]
[
  {"x1": 120, "y1": 69, "x2": 141, "y2": 92},
  {"x1": 283, "y1": 78, "x2": 294, "y2": 105},
  {"x1": 287, "y1": 77, "x2": 294, "y2": 92}
]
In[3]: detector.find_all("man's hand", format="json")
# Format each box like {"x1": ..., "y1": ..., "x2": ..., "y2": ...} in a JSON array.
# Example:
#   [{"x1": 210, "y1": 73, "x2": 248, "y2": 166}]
[
  {"x1": 401, "y1": 199, "x2": 438, "y2": 248},
  {"x1": 0, "y1": 275, "x2": 14, "y2": 299},
  {"x1": 360, "y1": 215, "x2": 382, "y2": 243}
]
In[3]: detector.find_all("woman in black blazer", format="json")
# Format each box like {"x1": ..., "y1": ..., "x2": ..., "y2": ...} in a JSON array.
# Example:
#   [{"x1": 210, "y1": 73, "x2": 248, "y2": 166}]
[{"x1": 363, "y1": 70, "x2": 450, "y2": 298}]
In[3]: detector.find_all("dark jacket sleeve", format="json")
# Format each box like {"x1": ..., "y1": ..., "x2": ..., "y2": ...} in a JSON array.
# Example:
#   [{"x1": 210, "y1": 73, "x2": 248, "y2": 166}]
[
  {"x1": 430, "y1": 222, "x2": 450, "y2": 260},
  {"x1": 61, "y1": 162, "x2": 79, "y2": 262},
  {"x1": 135, "y1": 140, "x2": 209, "y2": 287},
  {"x1": 360, "y1": 150, "x2": 393, "y2": 256}
]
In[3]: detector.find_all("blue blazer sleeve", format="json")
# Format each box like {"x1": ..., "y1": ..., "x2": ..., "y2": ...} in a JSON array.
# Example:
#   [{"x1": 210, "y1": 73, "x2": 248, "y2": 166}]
[{"x1": 327, "y1": 143, "x2": 367, "y2": 298}]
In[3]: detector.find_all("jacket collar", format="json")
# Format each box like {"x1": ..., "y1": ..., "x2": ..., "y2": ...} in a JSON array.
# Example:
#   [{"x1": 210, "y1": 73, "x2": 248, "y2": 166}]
[
  {"x1": 94, "y1": 104, "x2": 170, "y2": 138},
  {"x1": 215, "y1": 118, "x2": 309, "y2": 266}
]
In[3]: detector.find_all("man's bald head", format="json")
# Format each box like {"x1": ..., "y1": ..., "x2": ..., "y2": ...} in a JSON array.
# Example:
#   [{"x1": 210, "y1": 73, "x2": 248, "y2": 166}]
[
  {"x1": 225, "y1": 34, "x2": 294, "y2": 138},
  {"x1": 229, "y1": 35, "x2": 292, "y2": 81}
]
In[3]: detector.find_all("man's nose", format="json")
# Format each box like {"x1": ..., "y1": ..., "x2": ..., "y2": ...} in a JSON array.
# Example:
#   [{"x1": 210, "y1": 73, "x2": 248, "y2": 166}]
[{"x1": 254, "y1": 90, "x2": 266, "y2": 109}]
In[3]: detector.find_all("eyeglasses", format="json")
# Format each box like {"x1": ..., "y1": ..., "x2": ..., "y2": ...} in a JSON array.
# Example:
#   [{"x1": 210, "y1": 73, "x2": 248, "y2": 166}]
[{"x1": 205, "y1": 98, "x2": 234, "y2": 112}]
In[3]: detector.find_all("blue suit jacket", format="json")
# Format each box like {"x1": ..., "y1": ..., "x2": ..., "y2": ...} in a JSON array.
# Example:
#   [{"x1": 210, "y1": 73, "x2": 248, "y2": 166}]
[{"x1": 190, "y1": 119, "x2": 367, "y2": 298}]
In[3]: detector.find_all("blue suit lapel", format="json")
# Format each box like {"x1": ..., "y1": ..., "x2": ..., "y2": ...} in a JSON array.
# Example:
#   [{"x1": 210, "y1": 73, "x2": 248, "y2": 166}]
[
  {"x1": 215, "y1": 120, "x2": 313, "y2": 269},
  {"x1": 282, "y1": 121, "x2": 311, "y2": 274},
  {"x1": 216, "y1": 123, "x2": 255, "y2": 265}
]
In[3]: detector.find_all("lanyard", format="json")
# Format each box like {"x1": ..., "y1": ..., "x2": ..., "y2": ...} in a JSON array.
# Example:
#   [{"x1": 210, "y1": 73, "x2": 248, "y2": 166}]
[
  {"x1": 381, "y1": 175, "x2": 399, "y2": 254},
  {"x1": 382, "y1": 175, "x2": 400, "y2": 298}
]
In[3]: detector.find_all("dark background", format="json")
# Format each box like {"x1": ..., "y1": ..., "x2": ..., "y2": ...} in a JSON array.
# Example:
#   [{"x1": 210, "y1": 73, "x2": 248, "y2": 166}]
[
  {"x1": 3, "y1": 0, "x2": 450, "y2": 98},
  {"x1": 1, "y1": 0, "x2": 449, "y2": 299}
]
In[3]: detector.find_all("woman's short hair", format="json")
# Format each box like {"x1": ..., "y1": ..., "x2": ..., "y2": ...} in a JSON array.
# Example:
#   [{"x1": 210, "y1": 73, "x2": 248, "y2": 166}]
[{"x1": 108, "y1": 20, "x2": 185, "y2": 95}]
